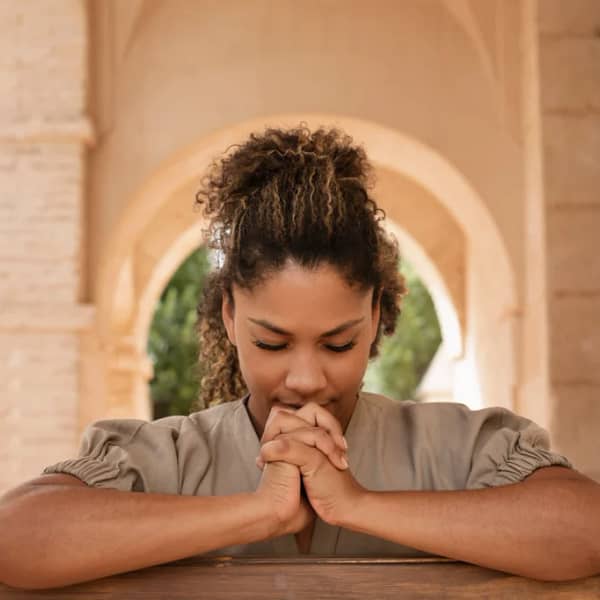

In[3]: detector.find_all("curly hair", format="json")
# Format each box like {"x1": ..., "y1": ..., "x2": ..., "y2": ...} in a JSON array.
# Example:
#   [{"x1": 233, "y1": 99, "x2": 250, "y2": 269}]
[{"x1": 192, "y1": 124, "x2": 407, "y2": 408}]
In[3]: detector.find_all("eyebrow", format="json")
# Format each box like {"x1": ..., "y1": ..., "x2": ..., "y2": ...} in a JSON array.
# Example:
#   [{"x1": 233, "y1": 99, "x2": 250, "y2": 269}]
[{"x1": 248, "y1": 317, "x2": 365, "y2": 338}]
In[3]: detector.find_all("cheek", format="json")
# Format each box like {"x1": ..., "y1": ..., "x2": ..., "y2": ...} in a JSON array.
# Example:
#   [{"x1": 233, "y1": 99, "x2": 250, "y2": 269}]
[
  {"x1": 236, "y1": 341, "x2": 283, "y2": 391},
  {"x1": 312, "y1": 340, "x2": 371, "y2": 391},
  {"x1": 330, "y1": 348, "x2": 370, "y2": 388}
]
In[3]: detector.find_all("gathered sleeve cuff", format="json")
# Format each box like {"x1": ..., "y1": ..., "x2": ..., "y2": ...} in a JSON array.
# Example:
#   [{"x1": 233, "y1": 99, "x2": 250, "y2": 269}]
[
  {"x1": 465, "y1": 408, "x2": 574, "y2": 489},
  {"x1": 42, "y1": 419, "x2": 145, "y2": 491},
  {"x1": 41, "y1": 415, "x2": 211, "y2": 494}
]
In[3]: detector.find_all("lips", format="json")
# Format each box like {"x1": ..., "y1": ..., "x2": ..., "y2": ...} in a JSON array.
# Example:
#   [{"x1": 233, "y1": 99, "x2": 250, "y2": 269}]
[
  {"x1": 273, "y1": 400, "x2": 332, "y2": 410},
  {"x1": 273, "y1": 401, "x2": 301, "y2": 409}
]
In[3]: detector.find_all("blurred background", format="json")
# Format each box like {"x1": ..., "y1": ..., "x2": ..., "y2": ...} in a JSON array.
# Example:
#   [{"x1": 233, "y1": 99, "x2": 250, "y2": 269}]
[{"x1": 1, "y1": 0, "x2": 599, "y2": 495}]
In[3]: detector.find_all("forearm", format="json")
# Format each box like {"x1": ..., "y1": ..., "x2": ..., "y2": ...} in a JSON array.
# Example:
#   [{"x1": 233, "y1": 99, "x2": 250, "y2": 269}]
[
  {"x1": 0, "y1": 484, "x2": 275, "y2": 590},
  {"x1": 339, "y1": 479, "x2": 600, "y2": 582}
]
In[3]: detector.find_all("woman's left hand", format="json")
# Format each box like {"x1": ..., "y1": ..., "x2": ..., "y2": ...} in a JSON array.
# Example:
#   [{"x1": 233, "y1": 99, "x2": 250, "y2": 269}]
[{"x1": 257, "y1": 403, "x2": 367, "y2": 526}]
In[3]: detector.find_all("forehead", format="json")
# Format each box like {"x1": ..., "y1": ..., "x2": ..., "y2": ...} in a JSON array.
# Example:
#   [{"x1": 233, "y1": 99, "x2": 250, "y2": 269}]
[{"x1": 232, "y1": 261, "x2": 373, "y2": 324}]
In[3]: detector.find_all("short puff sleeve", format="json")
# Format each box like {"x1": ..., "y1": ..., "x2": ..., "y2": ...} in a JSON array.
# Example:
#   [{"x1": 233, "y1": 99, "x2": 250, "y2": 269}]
[
  {"x1": 465, "y1": 407, "x2": 573, "y2": 489},
  {"x1": 41, "y1": 416, "x2": 211, "y2": 495}
]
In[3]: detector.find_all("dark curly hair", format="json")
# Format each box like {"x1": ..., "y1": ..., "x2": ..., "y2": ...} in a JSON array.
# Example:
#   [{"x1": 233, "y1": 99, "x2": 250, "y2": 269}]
[{"x1": 192, "y1": 124, "x2": 407, "y2": 408}]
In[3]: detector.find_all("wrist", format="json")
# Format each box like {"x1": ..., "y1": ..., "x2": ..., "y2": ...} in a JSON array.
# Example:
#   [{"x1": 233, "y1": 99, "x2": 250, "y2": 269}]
[
  {"x1": 251, "y1": 490, "x2": 288, "y2": 539},
  {"x1": 335, "y1": 487, "x2": 375, "y2": 531}
]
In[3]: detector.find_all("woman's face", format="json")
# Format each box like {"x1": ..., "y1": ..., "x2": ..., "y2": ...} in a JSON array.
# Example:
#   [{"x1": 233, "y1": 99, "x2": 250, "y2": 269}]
[{"x1": 221, "y1": 259, "x2": 381, "y2": 436}]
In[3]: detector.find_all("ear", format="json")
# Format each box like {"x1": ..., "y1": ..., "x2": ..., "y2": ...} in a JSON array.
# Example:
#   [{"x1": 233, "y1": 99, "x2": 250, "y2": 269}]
[{"x1": 221, "y1": 291, "x2": 236, "y2": 346}]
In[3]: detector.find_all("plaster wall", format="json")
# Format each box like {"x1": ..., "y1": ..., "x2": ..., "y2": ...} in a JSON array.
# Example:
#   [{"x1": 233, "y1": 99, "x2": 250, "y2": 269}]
[
  {"x1": 87, "y1": 0, "x2": 526, "y2": 306},
  {"x1": 538, "y1": 0, "x2": 600, "y2": 481},
  {"x1": 0, "y1": 0, "x2": 92, "y2": 492}
]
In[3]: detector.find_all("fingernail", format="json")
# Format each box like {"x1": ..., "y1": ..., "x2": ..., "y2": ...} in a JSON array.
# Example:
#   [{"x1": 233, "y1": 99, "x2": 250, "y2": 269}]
[
  {"x1": 256, "y1": 456, "x2": 264, "y2": 469},
  {"x1": 343, "y1": 436, "x2": 348, "y2": 450},
  {"x1": 341, "y1": 455, "x2": 349, "y2": 469}
]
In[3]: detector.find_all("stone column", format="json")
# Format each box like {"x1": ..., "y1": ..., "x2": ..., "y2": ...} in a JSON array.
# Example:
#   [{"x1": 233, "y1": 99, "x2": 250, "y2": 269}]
[
  {"x1": 0, "y1": 0, "x2": 93, "y2": 494},
  {"x1": 538, "y1": 0, "x2": 600, "y2": 481}
]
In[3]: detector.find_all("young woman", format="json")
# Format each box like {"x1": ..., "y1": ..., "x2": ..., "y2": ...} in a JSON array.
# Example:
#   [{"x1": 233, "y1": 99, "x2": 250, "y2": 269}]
[{"x1": 1, "y1": 125, "x2": 599, "y2": 590}]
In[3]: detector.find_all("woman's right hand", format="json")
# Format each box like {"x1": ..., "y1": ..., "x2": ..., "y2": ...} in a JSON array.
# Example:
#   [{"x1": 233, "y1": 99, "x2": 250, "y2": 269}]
[{"x1": 255, "y1": 460, "x2": 315, "y2": 536}]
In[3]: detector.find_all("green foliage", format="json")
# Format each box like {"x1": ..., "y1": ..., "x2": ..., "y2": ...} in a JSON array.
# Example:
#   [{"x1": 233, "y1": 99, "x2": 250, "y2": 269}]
[
  {"x1": 147, "y1": 249, "x2": 442, "y2": 417},
  {"x1": 363, "y1": 260, "x2": 442, "y2": 401},
  {"x1": 147, "y1": 246, "x2": 211, "y2": 418}
]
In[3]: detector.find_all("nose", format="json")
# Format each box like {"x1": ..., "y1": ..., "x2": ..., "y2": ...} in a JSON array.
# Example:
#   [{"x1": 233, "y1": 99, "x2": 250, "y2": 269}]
[{"x1": 284, "y1": 350, "x2": 327, "y2": 398}]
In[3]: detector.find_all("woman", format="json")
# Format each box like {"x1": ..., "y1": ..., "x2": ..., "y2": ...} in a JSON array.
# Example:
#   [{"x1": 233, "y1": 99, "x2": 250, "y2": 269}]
[{"x1": 1, "y1": 125, "x2": 598, "y2": 590}]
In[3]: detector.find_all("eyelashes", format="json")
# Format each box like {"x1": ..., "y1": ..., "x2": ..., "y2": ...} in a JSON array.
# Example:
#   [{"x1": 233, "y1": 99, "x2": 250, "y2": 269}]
[
  {"x1": 325, "y1": 341, "x2": 356, "y2": 353},
  {"x1": 253, "y1": 341, "x2": 286, "y2": 351},
  {"x1": 252, "y1": 340, "x2": 357, "y2": 353}
]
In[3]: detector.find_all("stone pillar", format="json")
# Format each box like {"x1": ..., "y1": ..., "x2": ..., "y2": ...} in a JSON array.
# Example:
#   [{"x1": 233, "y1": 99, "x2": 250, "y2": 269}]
[
  {"x1": 104, "y1": 334, "x2": 154, "y2": 422},
  {"x1": 538, "y1": 0, "x2": 600, "y2": 481},
  {"x1": 0, "y1": 0, "x2": 93, "y2": 494}
]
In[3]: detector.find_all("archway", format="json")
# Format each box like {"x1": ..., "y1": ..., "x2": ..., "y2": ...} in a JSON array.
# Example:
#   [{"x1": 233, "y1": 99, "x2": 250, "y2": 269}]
[{"x1": 93, "y1": 115, "x2": 517, "y2": 422}]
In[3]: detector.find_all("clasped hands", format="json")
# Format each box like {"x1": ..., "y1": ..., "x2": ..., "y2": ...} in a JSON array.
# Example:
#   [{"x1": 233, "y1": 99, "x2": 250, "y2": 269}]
[{"x1": 255, "y1": 401, "x2": 366, "y2": 534}]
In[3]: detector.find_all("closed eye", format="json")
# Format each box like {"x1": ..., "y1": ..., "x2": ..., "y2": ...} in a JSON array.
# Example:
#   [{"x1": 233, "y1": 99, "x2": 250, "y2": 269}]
[
  {"x1": 326, "y1": 341, "x2": 356, "y2": 353},
  {"x1": 253, "y1": 341, "x2": 287, "y2": 351},
  {"x1": 253, "y1": 340, "x2": 356, "y2": 353}
]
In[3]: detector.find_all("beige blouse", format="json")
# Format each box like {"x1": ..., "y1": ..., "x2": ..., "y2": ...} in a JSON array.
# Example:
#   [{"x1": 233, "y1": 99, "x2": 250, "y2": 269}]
[{"x1": 42, "y1": 391, "x2": 573, "y2": 557}]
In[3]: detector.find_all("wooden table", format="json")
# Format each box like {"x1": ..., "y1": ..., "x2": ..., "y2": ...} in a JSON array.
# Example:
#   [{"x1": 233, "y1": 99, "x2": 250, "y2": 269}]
[{"x1": 1, "y1": 556, "x2": 599, "y2": 598}]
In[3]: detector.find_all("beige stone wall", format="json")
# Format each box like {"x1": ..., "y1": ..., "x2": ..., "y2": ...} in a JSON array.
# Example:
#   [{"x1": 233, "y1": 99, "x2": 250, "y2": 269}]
[
  {"x1": 0, "y1": 0, "x2": 93, "y2": 492},
  {"x1": 87, "y1": 0, "x2": 527, "y2": 303},
  {"x1": 538, "y1": 0, "x2": 600, "y2": 480}
]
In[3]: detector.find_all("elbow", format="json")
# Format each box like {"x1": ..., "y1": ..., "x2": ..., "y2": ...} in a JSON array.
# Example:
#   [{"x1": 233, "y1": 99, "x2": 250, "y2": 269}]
[
  {"x1": 1, "y1": 576, "x2": 65, "y2": 592},
  {"x1": 0, "y1": 576, "x2": 41, "y2": 592},
  {"x1": 552, "y1": 535, "x2": 600, "y2": 581},
  {"x1": 0, "y1": 550, "x2": 55, "y2": 591},
  {"x1": 0, "y1": 555, "x2": 92, "y2": 591},
  {"x1": 0, "y1": 548, "x2": 80, "y2": 591},
  {"x1": 0, "y1": 558, "x2": 75, "y2": 591},
  {"x1": 527, "y1": 555, "x2": 600, "y2": 583},
  {"x1": 0, "y1": 496, "x2": 62, "y2": 590}
]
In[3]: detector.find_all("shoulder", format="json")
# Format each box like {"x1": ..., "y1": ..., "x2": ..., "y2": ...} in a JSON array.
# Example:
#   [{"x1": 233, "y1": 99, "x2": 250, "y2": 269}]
[
  {"x1": 360, "y1": 392, "x2": 573, "y2": 489},
  {"x1": 362, "y1": 391, "x2": 526, "y2": 424},
  {"x1": 130, "y1": 398, "x2": 243, "y2": 437},
  {"x1": 359, "y1": 390, "x2": 478, "y2": 431},
  {"x1": 358, "y1": 391, "x2": 527, "y2": 454},
  {"x1": 186, "y1": 398, "x2": 244, "y2": 435},
  {"x1": 79, "y1": 399, "x2": 245, "y2": 455}
]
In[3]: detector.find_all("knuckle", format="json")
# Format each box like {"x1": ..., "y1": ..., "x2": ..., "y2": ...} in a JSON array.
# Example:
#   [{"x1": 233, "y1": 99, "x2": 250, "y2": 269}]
[
  {"x1": 316, "y1": 427, "x2": 333, "y2": 445},
  {"x1": 261, "y1": 437, "x2": 289, "y2": 458},
  {"x1": 275, "y1": 437, "x2": 291, "y2": 452}
]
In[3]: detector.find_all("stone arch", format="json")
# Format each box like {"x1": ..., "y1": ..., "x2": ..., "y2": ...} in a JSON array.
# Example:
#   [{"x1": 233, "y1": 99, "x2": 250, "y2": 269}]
[
  {"x1": 385, "y1": 221, "x2": 462, "y2": 366},
  {"x1": 92, "y1": 114, "x2": 517, "y2": 423}
]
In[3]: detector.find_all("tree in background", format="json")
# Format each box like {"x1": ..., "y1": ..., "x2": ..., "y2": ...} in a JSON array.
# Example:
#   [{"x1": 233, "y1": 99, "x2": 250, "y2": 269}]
[
  {"x1": 363, "y1": 260, "x2": 442, "y2": 400},
  {"x1": 148, "y1": 247, "x2": 442, "y2": 418},
  {"x1": 147, "y1": 246, "x2": 211, "y2": 419}
]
